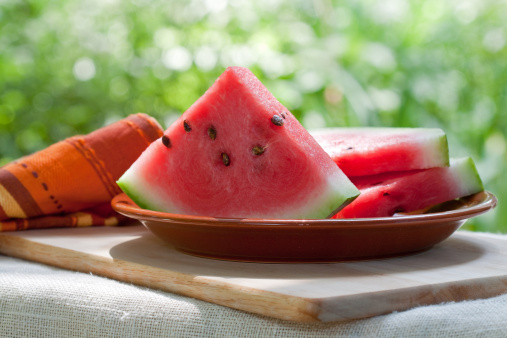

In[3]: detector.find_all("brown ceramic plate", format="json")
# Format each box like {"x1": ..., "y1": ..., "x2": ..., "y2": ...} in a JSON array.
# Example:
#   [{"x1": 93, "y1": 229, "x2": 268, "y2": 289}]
[{"x1": 111, "y1": 191, "x2": 497, "y2": 263}]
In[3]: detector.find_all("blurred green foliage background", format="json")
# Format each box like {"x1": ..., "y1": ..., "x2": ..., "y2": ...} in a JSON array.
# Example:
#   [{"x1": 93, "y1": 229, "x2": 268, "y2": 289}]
[{"x1": 0, "y1": 0, "x2": 505, "y2": 232}]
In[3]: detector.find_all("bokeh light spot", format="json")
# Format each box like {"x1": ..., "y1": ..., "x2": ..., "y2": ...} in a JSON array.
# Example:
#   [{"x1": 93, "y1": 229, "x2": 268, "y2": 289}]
[
  {"x1": 324, "y1": 85, "x2": 343, "y2": 105},
  {"x1": 296, "y1": 71, "x2": 325, "y2": 93},
  {"x1": 333, "y1": 7, "x2": 352, "y2": 29},
  {"x1": 483, "y1": 29, "x2": 506, "y2": 53},
  {"x1": 195, "y1": 46, "x2": 218, "y2": 71},
  {"x1": 485, "y1": 132, "x2": 506, "y2": 157},
  {"x1": 73, "y1": 57, "x2": 96, "y2": 81},
  {"x1": 154, "y1": 28, "x2": 179, "y2": 49},
  {"x1": 302, "y1": 111, "x2": 326, "y2": 129},
  {"x1": 162, "y1": 46, "x2": 193, "y2": 71},
  {"x1": 368, "y1": 87, "x2": 401, "y2": 111},
  {"x1": 204, "y1": 0, "x2": 228, "y2": 13},
  {"x1": 369, "y1": 0, "x2": 409, "y2": 24},
  {"x1": 455, "y1": 1, "x2": 479, "y2": 25},
  {"x1": 361, "y1": 43, "x2": 397, "y2": 72}
]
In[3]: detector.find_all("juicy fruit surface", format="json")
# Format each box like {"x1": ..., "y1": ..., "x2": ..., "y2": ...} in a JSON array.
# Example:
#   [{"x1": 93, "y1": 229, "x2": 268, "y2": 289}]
[
  {"x1": 118, "y1": 67, "x2": 359, "y2": 219},
  {"x1": 311, "y1": 127, "x2": 449, "y2": 177},
  {"x1": 333, "y1": 157, "x2": 484, "y2": 219}
]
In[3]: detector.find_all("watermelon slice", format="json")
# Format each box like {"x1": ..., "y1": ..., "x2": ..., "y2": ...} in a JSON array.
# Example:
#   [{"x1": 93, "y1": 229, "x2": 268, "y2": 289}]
[
  {"x1": 310, "y1": 127, "x2": 449, "y2": 177},
  {"x1": 118, "y1": 67, "x2": 359, "y2": 219},
  {"x1": 333, "y1": 157, "x2": 484, "y2": 219}
]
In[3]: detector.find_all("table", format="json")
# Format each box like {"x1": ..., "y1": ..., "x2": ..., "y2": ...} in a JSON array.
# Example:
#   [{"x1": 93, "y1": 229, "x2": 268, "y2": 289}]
[{"x1": 2, "y1": 231, "x2": 507, "y2": 337}]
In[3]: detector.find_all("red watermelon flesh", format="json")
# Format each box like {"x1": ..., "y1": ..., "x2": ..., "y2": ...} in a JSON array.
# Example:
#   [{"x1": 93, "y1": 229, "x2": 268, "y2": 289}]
[
  {"x1": 118, "y1": 67, "x2": 359, "y2": 219},
  {"x1": 311, "y1": 128, "x2": 449, "y2": 177},
  {"x1": 333, "y1": 157, "x2": 483, "y2": 219}
]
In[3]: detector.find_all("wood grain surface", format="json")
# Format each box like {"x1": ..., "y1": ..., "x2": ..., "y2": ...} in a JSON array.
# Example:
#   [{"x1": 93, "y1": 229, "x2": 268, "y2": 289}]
[{"x1": 1, "y1": 223, "x2": 507, "y2": 322}]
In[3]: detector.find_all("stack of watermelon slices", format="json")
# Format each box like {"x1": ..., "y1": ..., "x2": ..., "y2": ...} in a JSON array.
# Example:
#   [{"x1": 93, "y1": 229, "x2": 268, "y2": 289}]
[
  {"x1": 311, "y1": 128, "x2": 483, "y2": 218},
  {"x1": 117, "y1": 67, "x2": 484, "y2": 219}
]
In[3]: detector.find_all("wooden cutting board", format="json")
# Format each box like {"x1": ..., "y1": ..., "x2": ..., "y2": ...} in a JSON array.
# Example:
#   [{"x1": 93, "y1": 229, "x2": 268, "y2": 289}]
[{"x1": 1, "y1": 223, "x2": 507, "y2": 323}]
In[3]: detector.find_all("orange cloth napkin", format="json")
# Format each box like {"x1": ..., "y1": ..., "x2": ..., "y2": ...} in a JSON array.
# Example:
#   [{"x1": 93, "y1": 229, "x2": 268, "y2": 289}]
[{"x1": 0, "y1": 113, "x2": 163, "y2": 231}]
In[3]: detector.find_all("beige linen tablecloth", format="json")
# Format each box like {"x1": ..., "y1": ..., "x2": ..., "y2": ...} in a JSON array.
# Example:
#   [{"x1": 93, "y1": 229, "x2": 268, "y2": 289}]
[{"x1": 2, "y1": 233, "x2": 507, "y2": 338}]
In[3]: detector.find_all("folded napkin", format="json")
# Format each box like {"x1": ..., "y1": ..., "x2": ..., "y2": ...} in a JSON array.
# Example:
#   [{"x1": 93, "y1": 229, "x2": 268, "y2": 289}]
[{"x1": 0, "y1": 113, "x2": 163, "y2": 231}]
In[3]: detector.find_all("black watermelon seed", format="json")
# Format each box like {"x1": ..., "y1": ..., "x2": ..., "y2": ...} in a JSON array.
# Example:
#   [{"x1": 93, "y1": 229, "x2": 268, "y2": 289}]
[
  {"x1": 221, "y1": 152, "x2": 230, "y2": 166},
  {"x1": 208, "y1": 126, "x2": 217, "y2": 140},
  {"x1": 383, "y1": 192, "x2": 390, "y2": 196},
  {"x1": 183, "y1": 120, "x2": 192, "y2": 132},
  {"x1": 371, "y1": 181, "x2": 383, "y2": 186},
  {"x1": 394, "y1": 207, "x2": 405, "y2": 213},
  {"x1": 281, "y1": 113, "x2": 286, "y2": 119},
  {"x1": 346, "y1": 146, "x2": 354, "y2": 150},
  {"x1": 271, "y1": 115, "x2": 284, "y2": 126},
  {"x1": 161, "y1": 135, "x2": 171, "y2": 148},
  {"x1": 252, "y1": 145, "x2": 265, "y2": 156}
]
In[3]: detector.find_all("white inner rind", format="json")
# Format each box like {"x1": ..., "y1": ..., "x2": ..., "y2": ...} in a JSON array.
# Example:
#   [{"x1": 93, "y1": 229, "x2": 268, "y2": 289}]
[{"x1": 448, "y1": 157, "x2": 484, "y2": 195}]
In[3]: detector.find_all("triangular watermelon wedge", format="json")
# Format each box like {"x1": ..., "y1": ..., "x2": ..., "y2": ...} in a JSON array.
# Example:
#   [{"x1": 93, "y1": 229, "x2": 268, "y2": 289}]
[
  {"x1": 333, "y1": 157, "x2": 484, "y2": 218},
  {"x1": 118, "y1": 67, "x2": 359, "y2": 219},
  {"x1": 311, "y1": 127, "x2": 449, "y2": 177}
]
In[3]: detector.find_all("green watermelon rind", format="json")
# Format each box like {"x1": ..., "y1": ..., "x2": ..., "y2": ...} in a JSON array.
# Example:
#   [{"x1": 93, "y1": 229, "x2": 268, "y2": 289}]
[
  {"x1": 314, "y1": 192, "x2": 359, "y2": 219},
  {"x1": 117, "y1": 166, "x2": 186, "y2": 214},
  {"x1": 117, "y1": 178, "x2": 155, "y2": 211},
  {"x1": 302, "y1": 176, "x2": 360, "y2": 219},
  {"x1": 450, "y1": 157, "x2": 484, "y2": 194},
  {"x1": 439, "y1": 133, "x2": 450, "y2": 167}
]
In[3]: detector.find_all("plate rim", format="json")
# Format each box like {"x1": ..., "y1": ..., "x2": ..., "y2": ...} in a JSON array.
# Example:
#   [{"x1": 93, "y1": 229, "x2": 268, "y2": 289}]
[{"x1": 111, "y1": 191, "x2": 497, "y2": 229}]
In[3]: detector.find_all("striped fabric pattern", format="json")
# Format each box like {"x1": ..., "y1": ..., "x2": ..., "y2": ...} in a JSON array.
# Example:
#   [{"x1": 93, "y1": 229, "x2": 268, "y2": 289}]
[{"x1": 0, "y1": 113, "x2": 163, "y2": 231}]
